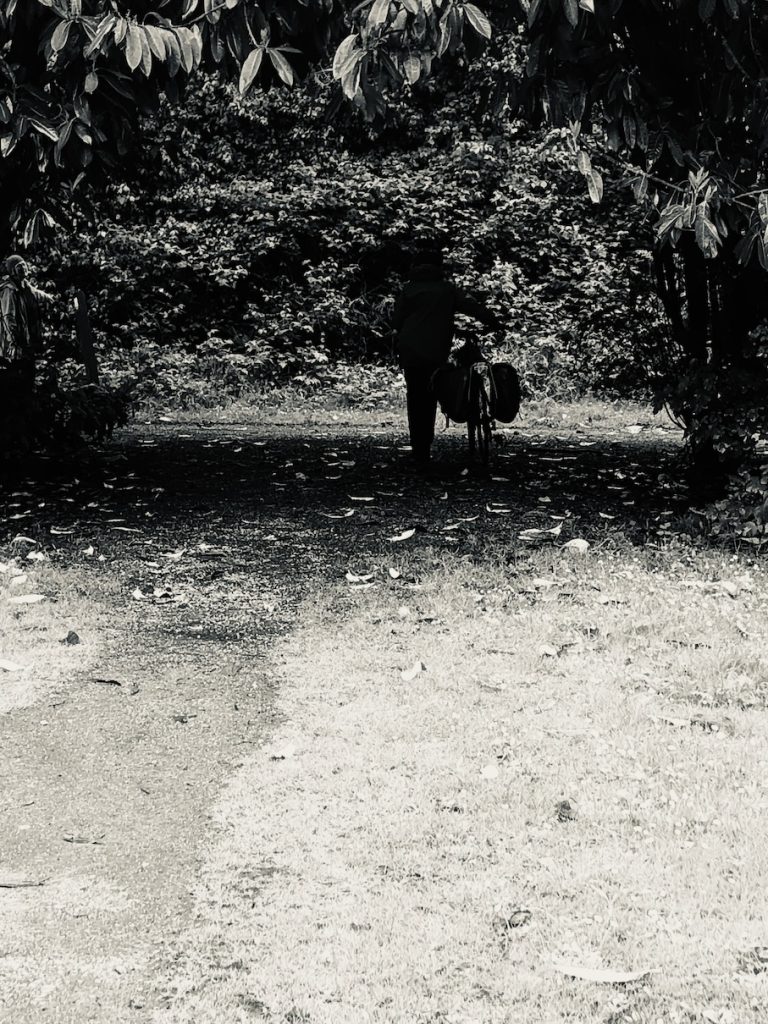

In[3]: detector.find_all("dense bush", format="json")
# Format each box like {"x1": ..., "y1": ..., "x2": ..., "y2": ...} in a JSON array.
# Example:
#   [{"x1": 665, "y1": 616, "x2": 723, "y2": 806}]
[
  {"x1": 33, "y1": 72, "x2": 663, "y2": 406},
  {"x1": 0, "y1": 362, "x2": 131, "y2": 458}
]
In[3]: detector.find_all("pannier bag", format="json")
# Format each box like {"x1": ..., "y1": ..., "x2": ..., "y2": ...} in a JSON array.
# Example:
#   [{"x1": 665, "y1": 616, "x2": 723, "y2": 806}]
[
  {"x1": 489, "y1": 363, "x2": 521, "y2": 423},
  {"x1": 431, "y1": 364, "x2": 472, "y2": 424}
]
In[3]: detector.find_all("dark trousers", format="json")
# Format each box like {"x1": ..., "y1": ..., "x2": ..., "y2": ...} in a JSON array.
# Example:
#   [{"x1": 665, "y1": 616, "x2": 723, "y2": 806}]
[{"x1": 403, "y1": 364, "x2": 439, "y2": 462}]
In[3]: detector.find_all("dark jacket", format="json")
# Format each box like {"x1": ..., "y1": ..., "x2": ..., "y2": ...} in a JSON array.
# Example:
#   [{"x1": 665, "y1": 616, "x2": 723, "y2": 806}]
[{"x1": 392, "y1": 267, "x2": 498, "y2": 369}]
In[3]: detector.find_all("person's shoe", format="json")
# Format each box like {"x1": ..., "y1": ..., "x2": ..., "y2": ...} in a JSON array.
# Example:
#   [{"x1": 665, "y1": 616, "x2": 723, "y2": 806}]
[{"x1": 410, "y1": 447, "x2": 431, "y2": 469}]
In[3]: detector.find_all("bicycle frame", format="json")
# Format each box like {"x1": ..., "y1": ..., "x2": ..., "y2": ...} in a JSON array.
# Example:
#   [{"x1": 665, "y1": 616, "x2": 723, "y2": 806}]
[{"x1": 466, "y1": 359, "x2": 494, "y2": 465}]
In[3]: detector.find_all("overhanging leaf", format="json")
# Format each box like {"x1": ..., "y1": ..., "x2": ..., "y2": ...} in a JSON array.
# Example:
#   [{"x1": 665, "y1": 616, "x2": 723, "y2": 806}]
[
  {"x1": 239, "y1": 47, "x2": 264, "y2": 94},
  {"x1": 51, "y1": 19, "x2": 72, "y2": 54},
  {"x1": 268, "y1": 49, "x2": 294, "y2": 87},
  {"x1": 124, "y1": 23, "x2": 143, "y2": 72},
  {"x1": 463, "y1": 3, "x2": 491, "y2": 39}
]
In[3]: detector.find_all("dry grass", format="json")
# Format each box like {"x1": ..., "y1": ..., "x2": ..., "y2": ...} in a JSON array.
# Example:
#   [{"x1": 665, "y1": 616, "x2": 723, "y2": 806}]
[
  {"x1": 134, "y1": 373, "x2": 670, "y2": 437},
  {"x1": 156, "y1": 542, "x2": 768, "y2": 1024}
]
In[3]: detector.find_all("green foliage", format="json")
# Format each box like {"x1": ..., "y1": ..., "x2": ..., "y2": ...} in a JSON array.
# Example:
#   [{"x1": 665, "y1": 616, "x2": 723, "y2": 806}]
[
  {"x1": 34, "y1": 74, "x2": 659, "y2": 405},
  {"x1": 662, "y1": 323, "x2": 768, "y2": 541},
  {"x1": 0, "y1": 0, "x2": 493, "y2": 253},
  {"x1": 708, "y1": 461, "x2": 768, "y2": 546},
  {"x1": 0, "y1": 359, "x2": 130, "y2": 456},
  {"x1": 517, "y1": 0, "x2": 768, "y2": 266}
]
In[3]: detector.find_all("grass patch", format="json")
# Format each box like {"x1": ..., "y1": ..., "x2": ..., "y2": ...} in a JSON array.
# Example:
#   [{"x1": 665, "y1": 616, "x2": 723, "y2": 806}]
[
  {"x1": 161, "y1": 540, "x2": 768, "y2": 1024},
  {"x1": 135, "y1": 373, "x2": 673, "y2": 440}
]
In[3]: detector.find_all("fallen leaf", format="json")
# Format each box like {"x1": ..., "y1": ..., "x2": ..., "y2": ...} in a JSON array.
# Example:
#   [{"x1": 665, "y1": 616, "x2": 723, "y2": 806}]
[
  {"x1": 625, "y1": 424, "x2": 644, "y2": 434},
  {"x1": 0, "y1": 877, "x2": 46, "y2": 888},
  {"x1": 319, "y1": 509, "x2": 355, "y2": 519},
  {"x1": 389, "y1": 529, "x2": 416, "y2": 542},
  {"x1": 346, "y1": 571, "x2": 374, "y2": 583},
  {"x1": 401, "y1": 660, "x2": 426, "y2": 681},
  {"x1": 538, "y1": 644, "x2": 559, "y2": 659},
  {"x1": 7, "y1": 594, "x2": 45, "y2": 605},
  {"x1": 481, "y1": 763, "x2": 500, "y2": 780},
  {"x1": 92, "y1": 677, "x2": 121, "y2": 687},
  {"x1": 651, "y1": 713, "x2": 689, "y2": 729},
  {"x1": 0, "y1": 659, "x2": 23, "y2": 672},
  {"x1": 519, "y1": 523, "x2": 563, "y2": 542},
  {"x1": 50, "y1": 526, "x2": 74, "y2": 535},
  {"x1": 551, "y1": 959, "x2": 650, "y2": 984},
  {"x1": 269, "y1": 743, "x2": 296, "y2": 761},
  {"x1": 131, "y1": 588, "x2": 145, "y2": 600},
  {"x1": 388, "y1": 568, "x2": 401, "y2": 579},
  {"x1": 63, "y1": 833, "x2": 105, "y2": 845}
]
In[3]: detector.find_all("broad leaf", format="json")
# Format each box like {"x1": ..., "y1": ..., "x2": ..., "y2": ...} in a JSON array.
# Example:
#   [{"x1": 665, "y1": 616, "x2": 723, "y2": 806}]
[
  {"x1": 239, "y1": 46, "x2": 264, "y2": 93},
  {"x1": 463, "y1": 2, "x2": 491, "y2": 39}
]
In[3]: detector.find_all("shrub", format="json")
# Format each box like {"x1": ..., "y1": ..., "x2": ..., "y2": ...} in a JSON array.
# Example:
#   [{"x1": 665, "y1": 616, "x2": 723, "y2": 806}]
[{"x1": 33, "y1": 74, "x2": 662, "y2": 405}]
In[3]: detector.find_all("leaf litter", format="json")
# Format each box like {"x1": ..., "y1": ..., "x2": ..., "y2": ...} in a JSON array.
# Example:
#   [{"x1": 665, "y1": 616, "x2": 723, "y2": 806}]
[{"x1": 551, "y1": 959, "x2": 650, "y2": 985}]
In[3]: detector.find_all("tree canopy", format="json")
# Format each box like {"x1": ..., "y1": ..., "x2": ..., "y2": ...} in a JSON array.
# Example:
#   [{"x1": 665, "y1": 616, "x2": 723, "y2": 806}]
[{"x1": 0, "y1": 0, "x2": 498, "y2": 252}]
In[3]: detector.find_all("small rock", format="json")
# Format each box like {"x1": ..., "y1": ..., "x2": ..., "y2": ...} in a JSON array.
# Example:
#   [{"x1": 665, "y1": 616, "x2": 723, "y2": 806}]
[
  {"x1": 562, "y1": 539, "x2": 590, "y2": 554},
  {"x1": 493, "y1": 907, "x2": 532, "y2": 932},
  {"x1": 556, "y1": 798, "x2": 577, "y2": 822}
]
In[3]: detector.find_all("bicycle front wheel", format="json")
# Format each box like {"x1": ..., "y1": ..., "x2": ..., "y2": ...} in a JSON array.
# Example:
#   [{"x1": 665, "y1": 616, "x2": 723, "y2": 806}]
[{"x1": 477, "y1": 386, "x2": 492, "y2": 465}]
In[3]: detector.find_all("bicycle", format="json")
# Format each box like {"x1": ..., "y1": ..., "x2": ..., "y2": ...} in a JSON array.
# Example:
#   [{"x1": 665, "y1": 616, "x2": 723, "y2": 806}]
[{"x1": 432, "y1": 334, "x2": 519, "y2": 470}]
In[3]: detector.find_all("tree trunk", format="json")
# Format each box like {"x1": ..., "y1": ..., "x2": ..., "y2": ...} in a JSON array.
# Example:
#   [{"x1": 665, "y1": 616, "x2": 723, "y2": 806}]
[{"x1": 74, "y1": 290, "x2": 100, "y2": 385}]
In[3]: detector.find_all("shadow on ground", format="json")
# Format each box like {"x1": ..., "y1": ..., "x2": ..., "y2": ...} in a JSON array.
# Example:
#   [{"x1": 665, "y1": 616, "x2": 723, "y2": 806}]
[{"x1": 1, "y1": 418, "x2": 691, "y2": 567}]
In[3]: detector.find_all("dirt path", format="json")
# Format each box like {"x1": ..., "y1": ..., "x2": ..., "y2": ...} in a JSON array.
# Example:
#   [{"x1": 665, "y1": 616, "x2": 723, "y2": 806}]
[{"x1": 0, "y1": 414, "x2": 685, "y2": 1022}]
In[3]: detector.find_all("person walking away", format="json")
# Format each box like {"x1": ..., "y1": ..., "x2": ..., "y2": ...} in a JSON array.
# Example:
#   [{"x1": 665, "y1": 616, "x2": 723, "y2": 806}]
[{"x1": 392, "y1": 249, "x2": 500, "y2": 468}]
